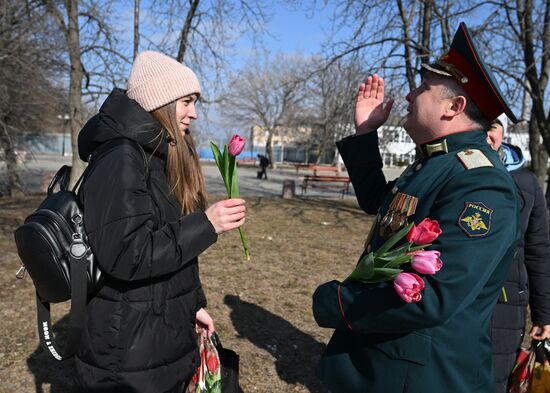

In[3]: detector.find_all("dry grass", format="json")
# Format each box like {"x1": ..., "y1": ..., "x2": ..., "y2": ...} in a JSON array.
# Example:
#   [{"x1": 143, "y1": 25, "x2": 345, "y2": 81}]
[{"x1": 0, "y1": 195, "x2": 371, "y2": 393}]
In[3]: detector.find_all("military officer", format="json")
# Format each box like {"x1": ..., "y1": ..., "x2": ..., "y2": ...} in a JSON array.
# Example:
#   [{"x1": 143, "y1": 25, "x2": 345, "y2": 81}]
[{"x1": 312, "y1": 23, "x2": 520, "y2": 393}]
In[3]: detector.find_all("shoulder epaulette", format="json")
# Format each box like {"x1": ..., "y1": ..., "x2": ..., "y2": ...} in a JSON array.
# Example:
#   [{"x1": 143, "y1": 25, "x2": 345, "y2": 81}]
[{"x1": 456, "y1": 149, "x2": 493, "y2": 170}]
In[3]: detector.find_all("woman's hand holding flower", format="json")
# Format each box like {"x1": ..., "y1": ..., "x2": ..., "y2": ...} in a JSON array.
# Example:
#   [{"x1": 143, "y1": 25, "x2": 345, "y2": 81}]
[{"x1": 205, "y1": 198, "x2": 246, "y2": 234}]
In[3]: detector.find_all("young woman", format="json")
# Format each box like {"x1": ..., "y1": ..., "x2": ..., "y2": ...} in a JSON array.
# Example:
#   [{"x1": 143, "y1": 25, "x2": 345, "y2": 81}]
[{"x1": 74, "y1": 51, "x2": 246, "y2": 392}]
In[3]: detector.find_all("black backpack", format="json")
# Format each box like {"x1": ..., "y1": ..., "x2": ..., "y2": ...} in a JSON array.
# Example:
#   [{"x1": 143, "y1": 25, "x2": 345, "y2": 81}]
[{"x1": 13, "y1": 138, "x2": 147, "y2": 361}]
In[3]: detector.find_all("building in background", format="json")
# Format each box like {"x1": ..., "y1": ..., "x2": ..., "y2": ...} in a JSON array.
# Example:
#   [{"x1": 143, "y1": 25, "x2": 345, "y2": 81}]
[{"x1": 378, "y1": 126, "x2": 416, "y2": 167}]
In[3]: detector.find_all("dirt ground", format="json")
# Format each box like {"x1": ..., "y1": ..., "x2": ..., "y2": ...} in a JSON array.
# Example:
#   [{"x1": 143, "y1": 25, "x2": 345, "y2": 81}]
[{"x1": 0, "y1": 195, "x2": 372, "y2": 393}]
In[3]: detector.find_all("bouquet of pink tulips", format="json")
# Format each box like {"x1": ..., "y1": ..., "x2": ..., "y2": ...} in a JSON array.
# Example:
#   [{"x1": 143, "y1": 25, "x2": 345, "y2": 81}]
[
  {"x1": 347, "y1": 218, "x2": 443, "y2": 303},
  {"x1": 210, "y1": 134, "x2": 250, "y2": 260}
]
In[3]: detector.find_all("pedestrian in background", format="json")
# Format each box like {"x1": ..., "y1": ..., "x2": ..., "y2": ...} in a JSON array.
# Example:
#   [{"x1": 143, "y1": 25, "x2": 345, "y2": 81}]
[
  {"x1": 257, "y1": 154, "x2": 270, "y2": 180},
  {"x1": 74, "y1": 51, "x2": 246, "y2": 392},
  {"x1": 487, "y1": 114, "x2": 550, "y2": 393}
]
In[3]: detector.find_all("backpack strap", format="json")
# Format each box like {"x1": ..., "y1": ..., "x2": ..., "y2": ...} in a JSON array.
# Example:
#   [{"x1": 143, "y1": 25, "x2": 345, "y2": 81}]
[
  {"x1": 73, "y1": 138, "x2": 149, "y2": 192},
  {"x1": 36, "y1": 249, "x2": 88, "y2": 360}
]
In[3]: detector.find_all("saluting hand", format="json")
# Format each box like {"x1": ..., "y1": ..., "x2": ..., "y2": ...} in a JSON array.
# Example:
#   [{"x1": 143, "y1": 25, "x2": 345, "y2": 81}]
[
  {"x1": 205, "y1": 198, "x2": 246, "y2": 234},
  {"x1": 355, "y1": 74, "x2": 394, "y2": 135}
]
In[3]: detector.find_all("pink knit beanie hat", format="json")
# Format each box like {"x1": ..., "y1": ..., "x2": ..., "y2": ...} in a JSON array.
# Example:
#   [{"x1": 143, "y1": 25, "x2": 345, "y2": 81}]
[{"x1": 127, "y1": 51, "x2": 201, "y2": 112}]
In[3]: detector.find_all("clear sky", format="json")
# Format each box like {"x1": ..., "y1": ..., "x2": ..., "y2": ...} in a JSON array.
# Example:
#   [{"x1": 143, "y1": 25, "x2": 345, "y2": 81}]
[{"x1": 234, "y1": 2, "x2": 338, "y2": 61}]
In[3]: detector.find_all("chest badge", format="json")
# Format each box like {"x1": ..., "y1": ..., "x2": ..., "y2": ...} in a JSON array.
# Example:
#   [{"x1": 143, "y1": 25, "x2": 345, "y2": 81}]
[
  {"x1": 379, "y1": 192, "x2": 418, "y2": 239},
  {"x1": 458, "y1": 202, "x2": 493, "y2": 237}
]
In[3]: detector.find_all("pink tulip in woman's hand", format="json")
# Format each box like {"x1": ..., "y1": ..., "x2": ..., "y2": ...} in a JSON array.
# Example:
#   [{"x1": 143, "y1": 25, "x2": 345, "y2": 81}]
[
  {"x1": 210, "y1": 136, "x2": 250, "y2": 260},
  {"x1": 393, "y1": 272, "x2": 425, "y2": 303},
  {"x1": 228, "y1": 134, "x2": 245, "y2": 156}
]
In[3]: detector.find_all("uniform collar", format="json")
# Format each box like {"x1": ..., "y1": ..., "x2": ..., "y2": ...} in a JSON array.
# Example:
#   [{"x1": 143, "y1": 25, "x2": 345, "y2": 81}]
[{"x1": 420, "y1": 130, "x2": 488, "y2": 158}]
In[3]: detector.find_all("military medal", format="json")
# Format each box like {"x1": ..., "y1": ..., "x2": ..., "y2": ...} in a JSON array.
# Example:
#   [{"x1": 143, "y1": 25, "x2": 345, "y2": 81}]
[
  {"x1": 379, "y1": 192, "x2": 418, "y2": 238},
  {"x1": 390, "y1": 194, "x2": 407, "y2": 231}
]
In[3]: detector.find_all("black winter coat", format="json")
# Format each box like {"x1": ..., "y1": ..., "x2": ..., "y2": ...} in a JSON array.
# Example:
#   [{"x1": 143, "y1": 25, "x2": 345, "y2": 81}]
[
  {"x1": 491, "y1": 145, "x2": 550, "y2": 392},
  {"x1": 73, "y1": 89, "x2": 218, "y2": 392}
]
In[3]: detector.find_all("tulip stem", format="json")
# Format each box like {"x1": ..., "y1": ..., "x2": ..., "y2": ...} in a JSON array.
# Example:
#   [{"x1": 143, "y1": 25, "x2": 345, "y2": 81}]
[{"x1": 238, "y1": 227, "x2": 250, "y2": 260}]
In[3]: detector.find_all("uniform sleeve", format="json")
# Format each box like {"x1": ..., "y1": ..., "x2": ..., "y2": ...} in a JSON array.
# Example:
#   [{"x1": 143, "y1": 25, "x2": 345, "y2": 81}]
[
  {"x1": 82, "y1": 144, "x2": 218, "y2": 281},
  {"x1": 337, "y1": 132, "x2": 393, "y2": 214},
  {"x1": 523, "y1": 172, "x2": 550, "y2": 325},
  {"x1": 313, "y1": 167, "x2": 519, "y2": 334}
]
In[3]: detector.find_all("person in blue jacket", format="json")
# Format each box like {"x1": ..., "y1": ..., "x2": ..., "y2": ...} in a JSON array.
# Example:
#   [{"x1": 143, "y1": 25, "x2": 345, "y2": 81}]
[
  {"x1": 487, "y1": 115, "x2": 550, "y2": 393},
  {"x1": 312, "y1": 23, "x2": 520, "y2": 393}
]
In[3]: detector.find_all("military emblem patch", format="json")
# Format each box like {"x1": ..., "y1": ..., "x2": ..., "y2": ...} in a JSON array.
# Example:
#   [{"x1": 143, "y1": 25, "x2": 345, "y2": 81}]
[{"x1": 458, "y1": 202, "x2": 493, "y2": 237}]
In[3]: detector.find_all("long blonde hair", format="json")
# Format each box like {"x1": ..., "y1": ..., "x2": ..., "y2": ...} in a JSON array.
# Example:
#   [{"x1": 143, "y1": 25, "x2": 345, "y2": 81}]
[{"x1": 151, "y1": 100, "x2": 207, "y2": 214}]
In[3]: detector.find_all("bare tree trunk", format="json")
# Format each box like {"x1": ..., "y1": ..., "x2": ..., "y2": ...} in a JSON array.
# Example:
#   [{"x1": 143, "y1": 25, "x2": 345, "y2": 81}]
[
  {"x1": 529, "y1": 114, "x2": 548, "y2": 186},
  {"x1": 249, "y1": 126, "x2": 254, "y2": 159},
  {"x1": 397, "y1": 0, "x2": 416, "y2": 91},
  {"x1": 134, "y1": 0, "x2": 140, "y2": 60},
  {"x1": 317, "y1": 124, "x2": 336, "y2": 165},
  {"x1": 0, "y1": 122, "x2": 24, "y2": 197},
  {"x1": 419, "y1": 0, "x2": 433, "y2": 62},
  {"x1": 438, "y1": 9, "x2": 451, "y2": 49},
  {"x1": 66, "y1": 0, "x2": 86, "y2": 187},
  {"x1": 265, "y1": 130, "x2": 274, "y2": 168},
  {"x1": 176, "y1": 0, "x2": 200, "y2": 62},
  {"x1": 515, "y1": 0, "x2": 550, "y2": 195},
  {"x1": 521, "y1": 84, "x2": 531, "y2": 122}
]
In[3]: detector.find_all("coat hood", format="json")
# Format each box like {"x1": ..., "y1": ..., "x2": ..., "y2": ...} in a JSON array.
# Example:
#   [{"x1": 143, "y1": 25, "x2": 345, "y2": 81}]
[
  {"x1": 500, "y1": 142, "x2": 525, "y2": 172},
  {"x1": 78, "y1": 88, "x2": 168, "y2": 162}
]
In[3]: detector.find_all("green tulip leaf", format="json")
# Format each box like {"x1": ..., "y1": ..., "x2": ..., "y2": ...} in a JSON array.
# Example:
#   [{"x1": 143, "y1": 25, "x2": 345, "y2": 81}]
[
  {"x1": 352, "y1": 267, "x2": 402, "y2": 283},
  {"x1": 408, "y1": 244, "x2": 430, "y2": 252},
  {"x1": 228, "y1": 154, "x2": 240, "y2": 198},
  {"x1": 222, "y1": 145, "x2": 231, "y2": 195},
  {"x1": 376, "y1": 222, "x2": 414, "y2": 255},
  {"x1": 380, "y1": 254, "x2": 412, "y2": 269},
  {"x1": 347, "y1": 252, "x2": 374, "y2": 281},
  {"x1": 210, "y1": 142, "x2": 223, "y2": 173}
]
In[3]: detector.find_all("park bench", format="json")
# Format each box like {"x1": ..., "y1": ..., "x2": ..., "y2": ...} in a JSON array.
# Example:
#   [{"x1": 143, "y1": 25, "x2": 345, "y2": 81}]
[
  {"x1": 294, "y1": 164, "x2": 346, "y2": 175},
  {"x1": 294, "y1": 163, "x2": 311, "y2": 173},
  {"x1": 236, "y1": 159, "x2": 257, "y2": 167},
  {"x1": 300, "y1": 174, "x2": 351, "y2": 197},
  {"x1": 310, "y1": 165, "x2": 341, "y2": 176}
]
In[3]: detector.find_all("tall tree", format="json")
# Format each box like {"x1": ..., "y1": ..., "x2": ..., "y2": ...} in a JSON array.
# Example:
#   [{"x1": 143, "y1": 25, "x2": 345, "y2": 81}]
[
  {"x1": 470, "y1": 1, "x2": 550, "y2": 187},
  {"x1": 134, "y1": 0, "x2": 140, "y2": 60},
  {"x1": 324, "y1": 1, "x2": 494, "y2": 92},
  {"x1": 149, "y1": 0, "x2": 270, "y2": 95},
  {"x1": 513, "y1": 0, "x2": 550, "y2": 186},
  {"x1": 223, "y1": 53, "x2": 308, "y2": 165},
  {"x1": 304, "y1": 57, "x2": 364, "y2": 163},
  {"x1": 0, "y1": 0, "x2": 65, "y2": 196},
  {"x1": 39, "y1": 0, "x2": 128, "y2": 185}
]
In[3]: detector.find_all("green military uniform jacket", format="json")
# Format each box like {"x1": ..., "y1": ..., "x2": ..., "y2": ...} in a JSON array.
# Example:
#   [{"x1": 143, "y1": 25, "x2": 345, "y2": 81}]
[{"x1": 313, "y1": 130, "x2": 519, "y2": 393}]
